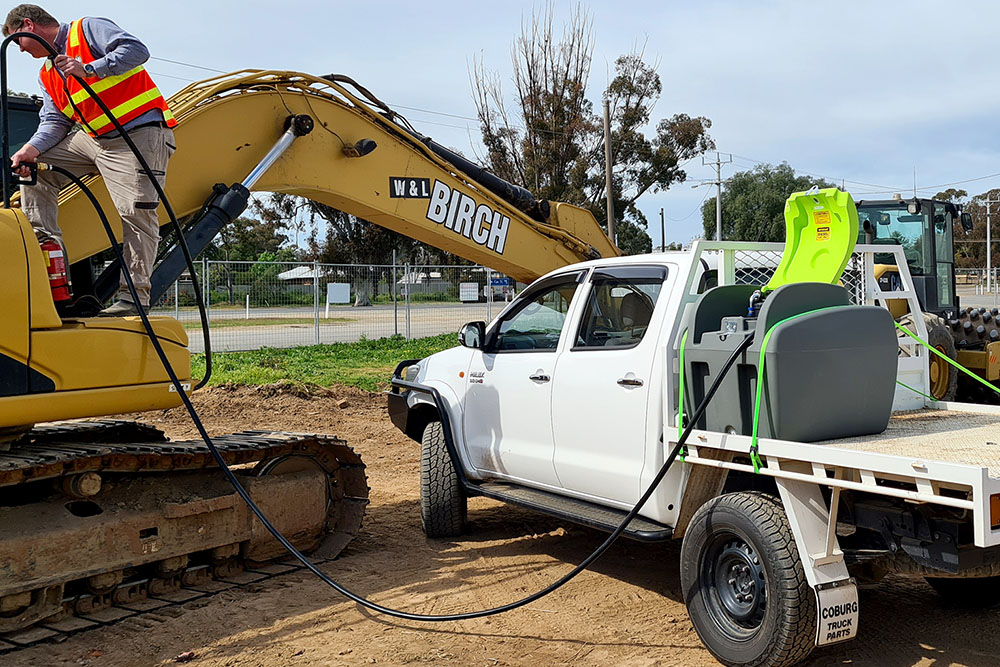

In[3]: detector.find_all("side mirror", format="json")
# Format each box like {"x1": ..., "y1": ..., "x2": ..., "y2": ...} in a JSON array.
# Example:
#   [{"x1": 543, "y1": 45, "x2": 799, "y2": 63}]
[
  {"x1": 961, "y1": 212, "x2": 974, "y2": 233},
  {"x1": 458, "y1": 321, "x2": 486, "y2": 349}
]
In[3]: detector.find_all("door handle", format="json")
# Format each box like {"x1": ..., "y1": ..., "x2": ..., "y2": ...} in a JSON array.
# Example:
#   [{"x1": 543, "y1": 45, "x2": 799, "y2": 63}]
[
  {"x1": 529, "y1": 372, "x2": 551, "y2": 383},
  {"x1": 617, "y1": 377, "x2": 643, "y2": 387}
]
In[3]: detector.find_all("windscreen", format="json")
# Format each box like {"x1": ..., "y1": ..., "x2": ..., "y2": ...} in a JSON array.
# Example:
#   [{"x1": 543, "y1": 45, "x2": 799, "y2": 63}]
[{"x1": 857, "y1": 205, "x2": 932, "y2": 276}]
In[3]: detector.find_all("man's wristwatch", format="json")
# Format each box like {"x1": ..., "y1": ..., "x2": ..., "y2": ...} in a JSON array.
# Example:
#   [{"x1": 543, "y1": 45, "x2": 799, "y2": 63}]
[{"x1": 83, "y1": 63, "x2": 96, "y2": 78}]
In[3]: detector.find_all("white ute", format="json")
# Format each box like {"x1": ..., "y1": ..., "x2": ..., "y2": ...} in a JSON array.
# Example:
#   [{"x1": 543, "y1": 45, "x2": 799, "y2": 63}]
[{"x1": 388, "y1": 239, "x2": 1000, "y2": 667}]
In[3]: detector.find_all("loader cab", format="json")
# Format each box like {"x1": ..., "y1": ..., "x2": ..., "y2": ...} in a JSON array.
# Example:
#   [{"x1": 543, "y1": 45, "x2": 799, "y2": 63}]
[{"x1": 855, "y1": 198, "x2": 963, "y2": 318}]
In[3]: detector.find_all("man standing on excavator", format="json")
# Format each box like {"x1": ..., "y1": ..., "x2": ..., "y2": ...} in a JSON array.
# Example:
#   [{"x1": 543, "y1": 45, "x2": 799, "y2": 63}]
[{"x1": 3, "y1": 4, "x2": 176, "y2": 317}]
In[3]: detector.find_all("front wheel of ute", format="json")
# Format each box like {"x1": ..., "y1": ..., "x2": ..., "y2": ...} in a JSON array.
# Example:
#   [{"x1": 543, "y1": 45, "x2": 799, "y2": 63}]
[
  {"x1": 925, "y1": 576, "x2": 1000, "y2": 607},
  {"x1": 680, "y1": 492, "x2": 816, "y2": 667},
  {"x1": 420, "y1": 421, "x2": 466, "y2": 537}
]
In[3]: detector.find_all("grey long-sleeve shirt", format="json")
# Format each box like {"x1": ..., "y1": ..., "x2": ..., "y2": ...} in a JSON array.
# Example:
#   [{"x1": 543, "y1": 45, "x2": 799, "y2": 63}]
[{"x1": 28, "y1": 17, "x2": 163, "y2": 154}]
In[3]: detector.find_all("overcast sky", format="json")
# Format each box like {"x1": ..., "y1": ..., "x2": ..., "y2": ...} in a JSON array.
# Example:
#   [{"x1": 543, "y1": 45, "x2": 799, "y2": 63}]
[{"x1": 8, "y1": 1, "x2": 1000, "y2": 249}]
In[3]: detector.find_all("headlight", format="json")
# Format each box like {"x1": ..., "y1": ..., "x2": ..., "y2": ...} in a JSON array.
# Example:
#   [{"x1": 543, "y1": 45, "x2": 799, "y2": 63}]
[{"x1": 404, "y1": 364, "x2": 421, "y2": 382}]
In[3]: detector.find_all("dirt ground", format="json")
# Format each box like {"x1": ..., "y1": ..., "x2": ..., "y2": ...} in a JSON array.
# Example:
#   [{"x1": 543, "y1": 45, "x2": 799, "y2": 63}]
[{"x1": 8, "y1": 385, "x2": 1000, "y2": 667}]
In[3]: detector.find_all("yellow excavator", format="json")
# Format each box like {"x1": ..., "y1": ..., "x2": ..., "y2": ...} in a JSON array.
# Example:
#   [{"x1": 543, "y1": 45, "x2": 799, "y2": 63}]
[{"x1": 0, "y1": 70, "x2": 619, "y2": 636}]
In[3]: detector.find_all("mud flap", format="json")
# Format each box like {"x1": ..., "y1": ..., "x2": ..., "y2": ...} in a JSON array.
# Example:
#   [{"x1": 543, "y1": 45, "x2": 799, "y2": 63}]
[
  {"x1": 814, "y1": 580, "x2": 859, "y2": 646},
  {"x1": 772, "y1": 459, "x2": 860, "y2": 648}
]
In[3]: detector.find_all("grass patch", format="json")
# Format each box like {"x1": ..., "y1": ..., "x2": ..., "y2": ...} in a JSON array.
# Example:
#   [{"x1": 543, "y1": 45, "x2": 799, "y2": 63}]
[
  {"x1": 191, "y1": 333, "x2": 457, "y2": 392},
  {"x1": 181, "y1": 317, "x2": 354, "y2": 330}
]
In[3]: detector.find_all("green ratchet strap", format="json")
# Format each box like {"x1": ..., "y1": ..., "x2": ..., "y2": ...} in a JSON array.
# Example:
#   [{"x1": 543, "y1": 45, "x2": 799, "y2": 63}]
[
  {"x1": 894, "y1": 322, "x2": 1000, "y2": 397},
  {"x1": 750, "y1": 306, "x2": 846, "y2": 474},
  {"x1": 896, "y1": 380, "x2": 934, "y2": 402},
  {"x1": 677, "y1": 329, "x2": 689, "y2": 461}
]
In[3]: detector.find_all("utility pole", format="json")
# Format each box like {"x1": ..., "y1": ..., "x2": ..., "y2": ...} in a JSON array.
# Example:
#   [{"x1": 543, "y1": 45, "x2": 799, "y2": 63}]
[
  {"x1": 986, "y1": 199, "x2": 1000, "y2": 295},
  {"x1": 701, "y1": 151, "x2": 732, "y2": 241},
  {"x1": 603, "y1": 98, "x2": 616, "y2": 245},
  {"x1": 660, "y1": 207, "x2": 665, "y2": 252}
]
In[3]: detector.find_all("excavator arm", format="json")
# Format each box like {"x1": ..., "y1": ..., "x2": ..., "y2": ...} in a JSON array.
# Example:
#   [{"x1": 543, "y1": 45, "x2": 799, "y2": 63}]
[{"x1": 54, "y1": 70, "x2": 619, "y2": 287}]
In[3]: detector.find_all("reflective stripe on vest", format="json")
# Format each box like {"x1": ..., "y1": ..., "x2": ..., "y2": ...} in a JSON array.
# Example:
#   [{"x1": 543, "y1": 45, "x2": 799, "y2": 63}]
[{"x1": 38, "y1": 18, "x2": 177, "y2": 137}]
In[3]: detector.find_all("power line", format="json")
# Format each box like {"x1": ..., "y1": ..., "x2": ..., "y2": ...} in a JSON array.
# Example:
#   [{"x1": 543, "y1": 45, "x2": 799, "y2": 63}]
[
  {"x1": 148, "y1": 71, "x2": 197, "y2": 83},
  {"x1": 149, "y1": 56, "x2": 226, "y2": 74},
  {"x1": 386, "y1": 102, "x2": 479, "y2": 122},
  {"x1": 730, "y1": 153, "x2": 903, "y2": 192},
  {"x1": 666, "y1": 188, "x2": 711, "y2": 222}
]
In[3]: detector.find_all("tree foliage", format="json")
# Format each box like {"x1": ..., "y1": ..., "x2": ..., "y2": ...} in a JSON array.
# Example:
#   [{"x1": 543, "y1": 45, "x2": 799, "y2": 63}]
[
  {"x1": 253, "y1": 194, "x2": 444, "y2": 265},
  {"x1": 951, "y1": 188, "x2": 1000, "y2": 269},
  {"x1": 473, "y1": 4, "x2": 713, "y2": 255},
  {"x1": 701, "y1": 163, "x2": 834, "y2": 242},
  {"x1": 208, "y1": 216, "x2": 289, "y2": 262}
]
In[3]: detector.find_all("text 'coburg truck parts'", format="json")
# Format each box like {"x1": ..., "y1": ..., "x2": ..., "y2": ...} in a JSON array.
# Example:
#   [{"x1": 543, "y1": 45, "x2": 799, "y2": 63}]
[{"x1": 390, "y1": 188, "x2": 1000, "y2": 667}]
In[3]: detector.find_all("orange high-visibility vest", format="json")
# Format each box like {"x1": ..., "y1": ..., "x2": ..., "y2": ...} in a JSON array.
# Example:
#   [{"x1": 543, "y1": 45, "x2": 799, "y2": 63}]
[{"x1": 39, "y1": 18, "x2": 177, "y2": 137}]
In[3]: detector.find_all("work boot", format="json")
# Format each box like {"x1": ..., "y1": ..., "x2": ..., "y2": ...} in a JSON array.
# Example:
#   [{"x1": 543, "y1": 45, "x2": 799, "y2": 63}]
[{"x1": 97, "y1": 299, "x2": 141, "y2": 317}]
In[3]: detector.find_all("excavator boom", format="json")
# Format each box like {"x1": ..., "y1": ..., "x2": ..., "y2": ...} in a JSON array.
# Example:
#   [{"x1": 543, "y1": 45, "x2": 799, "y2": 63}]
[{"x1": 56, "y1": 70, "x2": 619, "y2": 286}]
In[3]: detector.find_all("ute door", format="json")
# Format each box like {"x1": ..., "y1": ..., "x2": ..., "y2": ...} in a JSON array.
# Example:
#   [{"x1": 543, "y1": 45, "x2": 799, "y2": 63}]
[
  {"x1": 551, "y1": 265, "x2": 669, "y2": 505},
  {"x1": 462, "y1": 272, "x2": 584, "y2": 486}
]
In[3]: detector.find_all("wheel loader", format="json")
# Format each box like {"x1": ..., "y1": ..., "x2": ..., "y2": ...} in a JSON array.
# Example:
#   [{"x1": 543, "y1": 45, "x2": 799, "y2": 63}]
[{"x1": 854, "y1": 197, "x2": 987, "y2": 401}]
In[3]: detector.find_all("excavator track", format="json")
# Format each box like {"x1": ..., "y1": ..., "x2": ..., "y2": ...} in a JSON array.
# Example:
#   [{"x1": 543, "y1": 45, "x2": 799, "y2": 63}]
[{"x1": 0, "y1": 421, "x2": 369, "y2": 644}]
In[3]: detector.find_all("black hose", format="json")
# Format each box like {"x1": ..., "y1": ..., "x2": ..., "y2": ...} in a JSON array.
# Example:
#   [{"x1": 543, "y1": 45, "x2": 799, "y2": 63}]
[
  {"x1": 40, "y1": 161, "x2": 758, "y2": 617},
  {"x1": 0, "y1": 31, "x2": 213, "y2": 389},
  {"x1": 9, "y1": 34, "x2": 757, "y2": 621}
]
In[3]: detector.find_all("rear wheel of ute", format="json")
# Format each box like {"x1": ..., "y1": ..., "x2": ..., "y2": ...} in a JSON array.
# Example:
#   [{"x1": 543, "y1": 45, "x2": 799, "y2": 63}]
[
  {"x1": 419, "y1": 421, "x2": 466, "y2": 537},
  {"x1": 925, "y1": 576, "x2": 1000, "y2": 607},
  {"x1": 680, "y1": 492, "x2": 816, "y2": 667}
]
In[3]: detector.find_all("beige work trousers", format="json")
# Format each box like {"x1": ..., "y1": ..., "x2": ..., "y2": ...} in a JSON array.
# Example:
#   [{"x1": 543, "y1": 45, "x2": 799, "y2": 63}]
[{"x1": 20, "y1": 125, "x2": 175, "y2": 306}]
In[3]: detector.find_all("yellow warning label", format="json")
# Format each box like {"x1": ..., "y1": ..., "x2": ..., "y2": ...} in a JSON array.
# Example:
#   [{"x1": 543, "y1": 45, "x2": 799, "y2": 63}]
[
  {"x1": 814, "y1": 210, "x2": 831, "y2": 225},
  {"x1": 816, "y1": 226, "x2": 830, "y2": 241}
]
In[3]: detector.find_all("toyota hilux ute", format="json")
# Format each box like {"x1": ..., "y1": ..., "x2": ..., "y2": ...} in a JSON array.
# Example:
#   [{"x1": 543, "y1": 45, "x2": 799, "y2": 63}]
[{"x1": 388, "y1": 188, "x2": 1000, "y2": 667}]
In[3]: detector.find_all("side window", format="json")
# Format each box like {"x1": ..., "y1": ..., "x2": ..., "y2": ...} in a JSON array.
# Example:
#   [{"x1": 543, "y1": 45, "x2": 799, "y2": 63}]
[
  {"x1": 494, "y1": 275, "x2": 581, "y2": 352},
  {"x1": 934, "y1": 203, "x2": 954, "y2": 308},
  {"x1": 575, "y1": 266, "x2": 667, "y2": 349}
]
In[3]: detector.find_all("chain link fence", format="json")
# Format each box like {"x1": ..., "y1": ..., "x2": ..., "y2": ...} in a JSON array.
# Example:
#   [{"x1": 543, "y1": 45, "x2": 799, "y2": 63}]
[
  {"x1": 150, "y1": 260, "x2": 522, "y2": 353},
  {"x1": 731, "y1": 249, "x2": 867, "y2": 304}
]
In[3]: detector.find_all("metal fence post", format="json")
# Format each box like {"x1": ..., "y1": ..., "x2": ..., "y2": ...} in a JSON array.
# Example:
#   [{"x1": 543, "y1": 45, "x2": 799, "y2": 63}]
[
  {"x1": 392, "y1": 248, "x2": 399, "y2": 336},
  {"x1": 405, "y1": 262, "x2": 411, "y2": 340},
  {"x1": 174, "y1": 280, "x2": 178, "y2": 319},
  {"x1": 486, "y1": 265, "x2": 493, "y2": 322},
  {"x1": 313, "y1": 260, "x2": 320, "y2": 345},
  {"x1": 203, "y1": 258, "x2": 210, "y2": 325}
]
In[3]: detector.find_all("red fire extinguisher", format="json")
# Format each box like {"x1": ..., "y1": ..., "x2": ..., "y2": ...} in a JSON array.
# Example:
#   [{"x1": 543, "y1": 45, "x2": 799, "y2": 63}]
[{"x1": 40, "y1": 237, "x2": 72, "y2": 304}]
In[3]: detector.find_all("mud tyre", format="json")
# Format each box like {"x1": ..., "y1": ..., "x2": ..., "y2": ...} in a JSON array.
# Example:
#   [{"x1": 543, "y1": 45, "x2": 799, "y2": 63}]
[
  {"x1": 680, "y1": 492, "x2": 815, "y2": 667},
  {"x1": 419, "y1": 421, "x2": 467, "y2": 537},
  {"x1": 898, "y1": 312, "x2": 957, "y2": 401},
  {"x1": 925, "y1": 576, "x2": 1000, "y2": 607}
]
